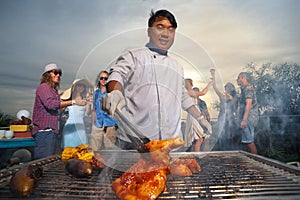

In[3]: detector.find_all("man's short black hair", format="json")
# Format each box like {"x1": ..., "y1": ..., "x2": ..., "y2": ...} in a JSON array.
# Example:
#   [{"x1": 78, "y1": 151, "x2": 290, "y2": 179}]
[{"x1": 148, "y1": 9, "x2": 177, "y2": 28}]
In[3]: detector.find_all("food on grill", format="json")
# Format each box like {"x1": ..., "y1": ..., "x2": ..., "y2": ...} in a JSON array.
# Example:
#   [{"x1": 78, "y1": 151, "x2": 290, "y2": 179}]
[
  {"x1": 62, "y1": 144, "x2": 105, "y2": 176},
  {"x1": 170, "y1": 158, "x2": 201, "y2": 176},
  {"x1": 61, "y1": 147, "x2": 79, "y2": 162},
  {"x1": 61, "y1": 145, "x2": 94, "y2": 162},
  {"x1": 92, "y1": 152, "x2": 105, "y2": 169},
  {"x1": 76, "y1": 143, "x2": 89, "y2": 151},
  {"x1": 112, "y1": 137, "x2": 184, "y2": 200},
  {"x1": 10, "y1": 164, "x2": 43, "y2": 197},
  {"x1": 65, "y1": 159, "x2": 93, "y2": 178},
  {"x1": 74, "y1": 148, "x2": 94, "y2": 162}
]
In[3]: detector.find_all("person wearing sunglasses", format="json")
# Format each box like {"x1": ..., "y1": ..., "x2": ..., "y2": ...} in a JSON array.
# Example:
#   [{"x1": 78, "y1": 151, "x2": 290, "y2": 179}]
[
  {"x1": 32, "y1": 63, "x2": 87, "y2": 160},
  {"x1": 89, "y1": 70, "x2": 117, "y2": 151}
]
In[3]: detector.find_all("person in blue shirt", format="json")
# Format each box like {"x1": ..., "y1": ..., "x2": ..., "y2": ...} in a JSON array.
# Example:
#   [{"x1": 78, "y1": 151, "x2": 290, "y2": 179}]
[{"x1": 90, "y1": 70, "x2": 117, "y2": 150}]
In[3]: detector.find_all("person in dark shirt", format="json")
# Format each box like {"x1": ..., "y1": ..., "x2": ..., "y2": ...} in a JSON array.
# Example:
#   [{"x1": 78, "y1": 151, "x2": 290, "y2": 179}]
[
  {"x1": 237, "y1": 72, "x2": 258, "y2": 154},
  {"x1": 211, "y1": 69, "x2": 238, "y2": 150},
  {"x1": 193, "y1": 87, "x2": 211, "y2": 123}
]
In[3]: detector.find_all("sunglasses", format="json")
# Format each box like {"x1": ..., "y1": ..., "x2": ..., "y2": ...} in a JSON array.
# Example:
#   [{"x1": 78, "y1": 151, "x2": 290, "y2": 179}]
[
  {"x1": 99, "y1": 77, "x2": 108, "y2": 81},
  {"x1": 51, "y1": 70, "x2": 62, "y2": 76}
]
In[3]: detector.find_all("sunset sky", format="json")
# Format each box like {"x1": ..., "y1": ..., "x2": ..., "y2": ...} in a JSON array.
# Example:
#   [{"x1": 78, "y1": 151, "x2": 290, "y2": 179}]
[{"x1": 0, "y1": 0, "x2": 299, "y2": 119}]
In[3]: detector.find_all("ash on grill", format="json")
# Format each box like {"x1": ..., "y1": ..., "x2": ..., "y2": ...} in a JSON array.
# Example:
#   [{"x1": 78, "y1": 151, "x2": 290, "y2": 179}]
[{"x1": 0, "y1": 151, "x2": 300, "y2": 199}]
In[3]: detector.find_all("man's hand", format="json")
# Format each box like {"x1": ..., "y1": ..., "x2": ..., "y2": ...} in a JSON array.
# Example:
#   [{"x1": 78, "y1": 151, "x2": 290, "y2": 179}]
[
  {"x1": 101, "y1": 90, "x2": 126, "y2": 116},
  {"x1": 240, "y1": 120, "x2": 247, "y2": 129},
  {"x1": 198, "y1": 116, "x2": 212, "y2": 135}
]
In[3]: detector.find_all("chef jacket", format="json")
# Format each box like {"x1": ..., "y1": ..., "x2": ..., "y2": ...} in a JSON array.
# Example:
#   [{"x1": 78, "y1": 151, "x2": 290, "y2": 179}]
[{"x1": 108, "y1": 44, "x2": 193, "y2": 141}]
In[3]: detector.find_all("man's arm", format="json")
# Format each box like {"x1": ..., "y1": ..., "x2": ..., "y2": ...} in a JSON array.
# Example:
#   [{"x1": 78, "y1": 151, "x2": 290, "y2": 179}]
[
  {"x1": 193, "y1": 81, "x2": 213, "y2": 97},
  {"x1": 107, "y1": 80, "x2": 122, "y2": 92},
  {"x1": 187, "y1": 105, "x2": 212, "y2": 134}
]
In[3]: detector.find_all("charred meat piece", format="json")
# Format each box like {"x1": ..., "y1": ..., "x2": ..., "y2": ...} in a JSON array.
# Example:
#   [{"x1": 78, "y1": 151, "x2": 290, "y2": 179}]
[
  {"x1": 112, "y1": 137, "x2": 184, "y2": 200},
  {"x1": 91, "y1": 152, "x2": 105, "y2": 170},
  {"x1": 65, "y1": 159, "x2": 93, "y2": 178},
  {"x1": 170, "y1": 158, "x2": 201, "y2": 176},
  {"x1": 10, "y1": 164, "x2": 43, "y2": 197}
]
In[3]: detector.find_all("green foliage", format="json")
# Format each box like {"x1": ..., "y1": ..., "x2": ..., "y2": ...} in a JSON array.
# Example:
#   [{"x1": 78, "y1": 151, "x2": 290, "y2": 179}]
[
  {"x1": 244, "y1": 62, "x2": 300, "y2": 115},
  {"x1": 0, "y1": 110, "x2": 13, "y2": 127}
]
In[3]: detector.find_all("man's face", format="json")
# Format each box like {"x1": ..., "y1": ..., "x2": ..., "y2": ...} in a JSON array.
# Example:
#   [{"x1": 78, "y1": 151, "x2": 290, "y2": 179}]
[
  {"x1": 148, "y1": 17, "x2": 176, "y2": 51},
  {"x1": 236, "y1": 74, "x2": 244, "y2": 86}
]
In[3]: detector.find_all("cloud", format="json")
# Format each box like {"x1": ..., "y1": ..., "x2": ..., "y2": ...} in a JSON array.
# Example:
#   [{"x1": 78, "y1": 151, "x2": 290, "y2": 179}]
[{"x1": 0, "y1": 0, "x2": 299, "y2": 117}]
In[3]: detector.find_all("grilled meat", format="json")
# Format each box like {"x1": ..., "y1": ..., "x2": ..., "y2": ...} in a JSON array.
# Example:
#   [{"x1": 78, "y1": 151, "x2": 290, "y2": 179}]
[
  {"x1": 92, "y1": 152, "x2": 105, "y2": 169},
  {"x1": 112, "y1": 137, "x2": 184, "y2": 200},
  {"x1": 170, "y1": 158, "x2": 201, "y2": 176}
]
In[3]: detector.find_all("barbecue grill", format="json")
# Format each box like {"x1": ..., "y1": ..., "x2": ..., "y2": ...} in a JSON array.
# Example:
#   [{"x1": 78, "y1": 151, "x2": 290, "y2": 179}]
[{"x1": 1, "y1": 150, "x2": 300, "y2": 199}]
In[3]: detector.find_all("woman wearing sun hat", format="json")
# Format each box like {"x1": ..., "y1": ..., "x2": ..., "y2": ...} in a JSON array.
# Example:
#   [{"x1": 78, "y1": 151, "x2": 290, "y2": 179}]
[
  {"x1": 60, "y1": 78, "x2": 94, "y2": 149},
  {"x1": 32, "y1": 63, "x2": 87, "y2": 160}
]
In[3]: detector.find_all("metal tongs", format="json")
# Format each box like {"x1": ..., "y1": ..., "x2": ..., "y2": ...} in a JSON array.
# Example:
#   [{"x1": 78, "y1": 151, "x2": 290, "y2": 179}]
[{"x1": 115, "y1": 108, "x2": 150, "y2": 153}]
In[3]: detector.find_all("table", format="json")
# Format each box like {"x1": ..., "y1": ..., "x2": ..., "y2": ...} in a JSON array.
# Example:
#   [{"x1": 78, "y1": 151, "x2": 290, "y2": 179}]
[{"x1": 0, "y1": 138, "x2": 35, "y2": 149}]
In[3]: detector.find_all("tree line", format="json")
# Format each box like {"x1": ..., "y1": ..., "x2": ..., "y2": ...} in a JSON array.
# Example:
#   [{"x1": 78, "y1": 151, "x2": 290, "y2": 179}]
[{"x1": 245, "y1": 62, "x2": 300, "y2": 116}]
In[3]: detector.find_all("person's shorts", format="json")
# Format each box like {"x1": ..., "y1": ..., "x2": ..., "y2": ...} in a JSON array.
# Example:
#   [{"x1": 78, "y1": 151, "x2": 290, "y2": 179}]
[{"x1": 241, "y1": 123, "x2": 255, "y2": 143}]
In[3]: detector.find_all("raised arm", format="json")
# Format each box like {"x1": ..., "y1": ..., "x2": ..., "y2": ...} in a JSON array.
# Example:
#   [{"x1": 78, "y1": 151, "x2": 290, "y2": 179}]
[
  {"x1": 191, "y1": 81, "x2": 213, "y2": 97},
  {"x1": 210, "y1": 69, "x2": 224, "y2": 99},
  {"x1": 198, "y1": 81, "x2": 213, "y2": 96}
]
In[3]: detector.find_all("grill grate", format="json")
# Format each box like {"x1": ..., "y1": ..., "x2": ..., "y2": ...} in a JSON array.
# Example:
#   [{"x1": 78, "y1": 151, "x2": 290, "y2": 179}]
[{"x1": 0, "y1": 151, "x2": 300, "y2": 199}]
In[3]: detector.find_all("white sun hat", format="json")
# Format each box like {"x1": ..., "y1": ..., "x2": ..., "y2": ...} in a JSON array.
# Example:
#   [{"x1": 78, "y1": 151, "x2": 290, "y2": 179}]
[
  {"x1": 60, "y1": 77, "x2": 93, "y2": 100},
  {"x1": 44, "y1": 63, "x2": 61, "y2": 74}
]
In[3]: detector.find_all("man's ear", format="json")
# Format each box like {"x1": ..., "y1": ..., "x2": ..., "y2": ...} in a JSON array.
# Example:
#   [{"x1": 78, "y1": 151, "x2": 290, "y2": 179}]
[{"x1": 147, "y1": 27, "x2": 150, "y2": 37}]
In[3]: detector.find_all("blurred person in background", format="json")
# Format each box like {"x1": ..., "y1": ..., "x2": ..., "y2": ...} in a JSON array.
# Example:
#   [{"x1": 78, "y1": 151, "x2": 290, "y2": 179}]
[
  {"x1": 193, "y1": 87, "x2": 211, "y2": 123},
  {"x1": 185, "y1": 79, "x2": 212, "y2": 152},
  {"x1": 90, "y1": 70, "x2": 117, "y2": 151},
  {"x1": 32, "y1": 63, "x2": 86, "y2": 159},
  {"x1": 236, "y1": 72, "x2": 258, "y2": 154},
  {"x1": 211, "y1": 69, "x2": 238, "y2": 150},
  {"x1": 60, "y1": 78, "x2": 93, "y2": 149}
]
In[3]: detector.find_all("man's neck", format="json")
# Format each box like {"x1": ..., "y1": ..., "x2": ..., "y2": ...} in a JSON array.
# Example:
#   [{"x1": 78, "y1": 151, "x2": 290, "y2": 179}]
[{"x1": 146, "y1": 43, "x2": 168, "y2": 56}]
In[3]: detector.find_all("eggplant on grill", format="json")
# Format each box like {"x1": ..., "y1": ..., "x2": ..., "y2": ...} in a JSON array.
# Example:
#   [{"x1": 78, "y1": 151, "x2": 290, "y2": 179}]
[
  {"x1": 10, "y1": 164, "x2": 43, "y2": 197},
  {"x1": 65, "y1": 159, "x2": 93, "y2": 178}
]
